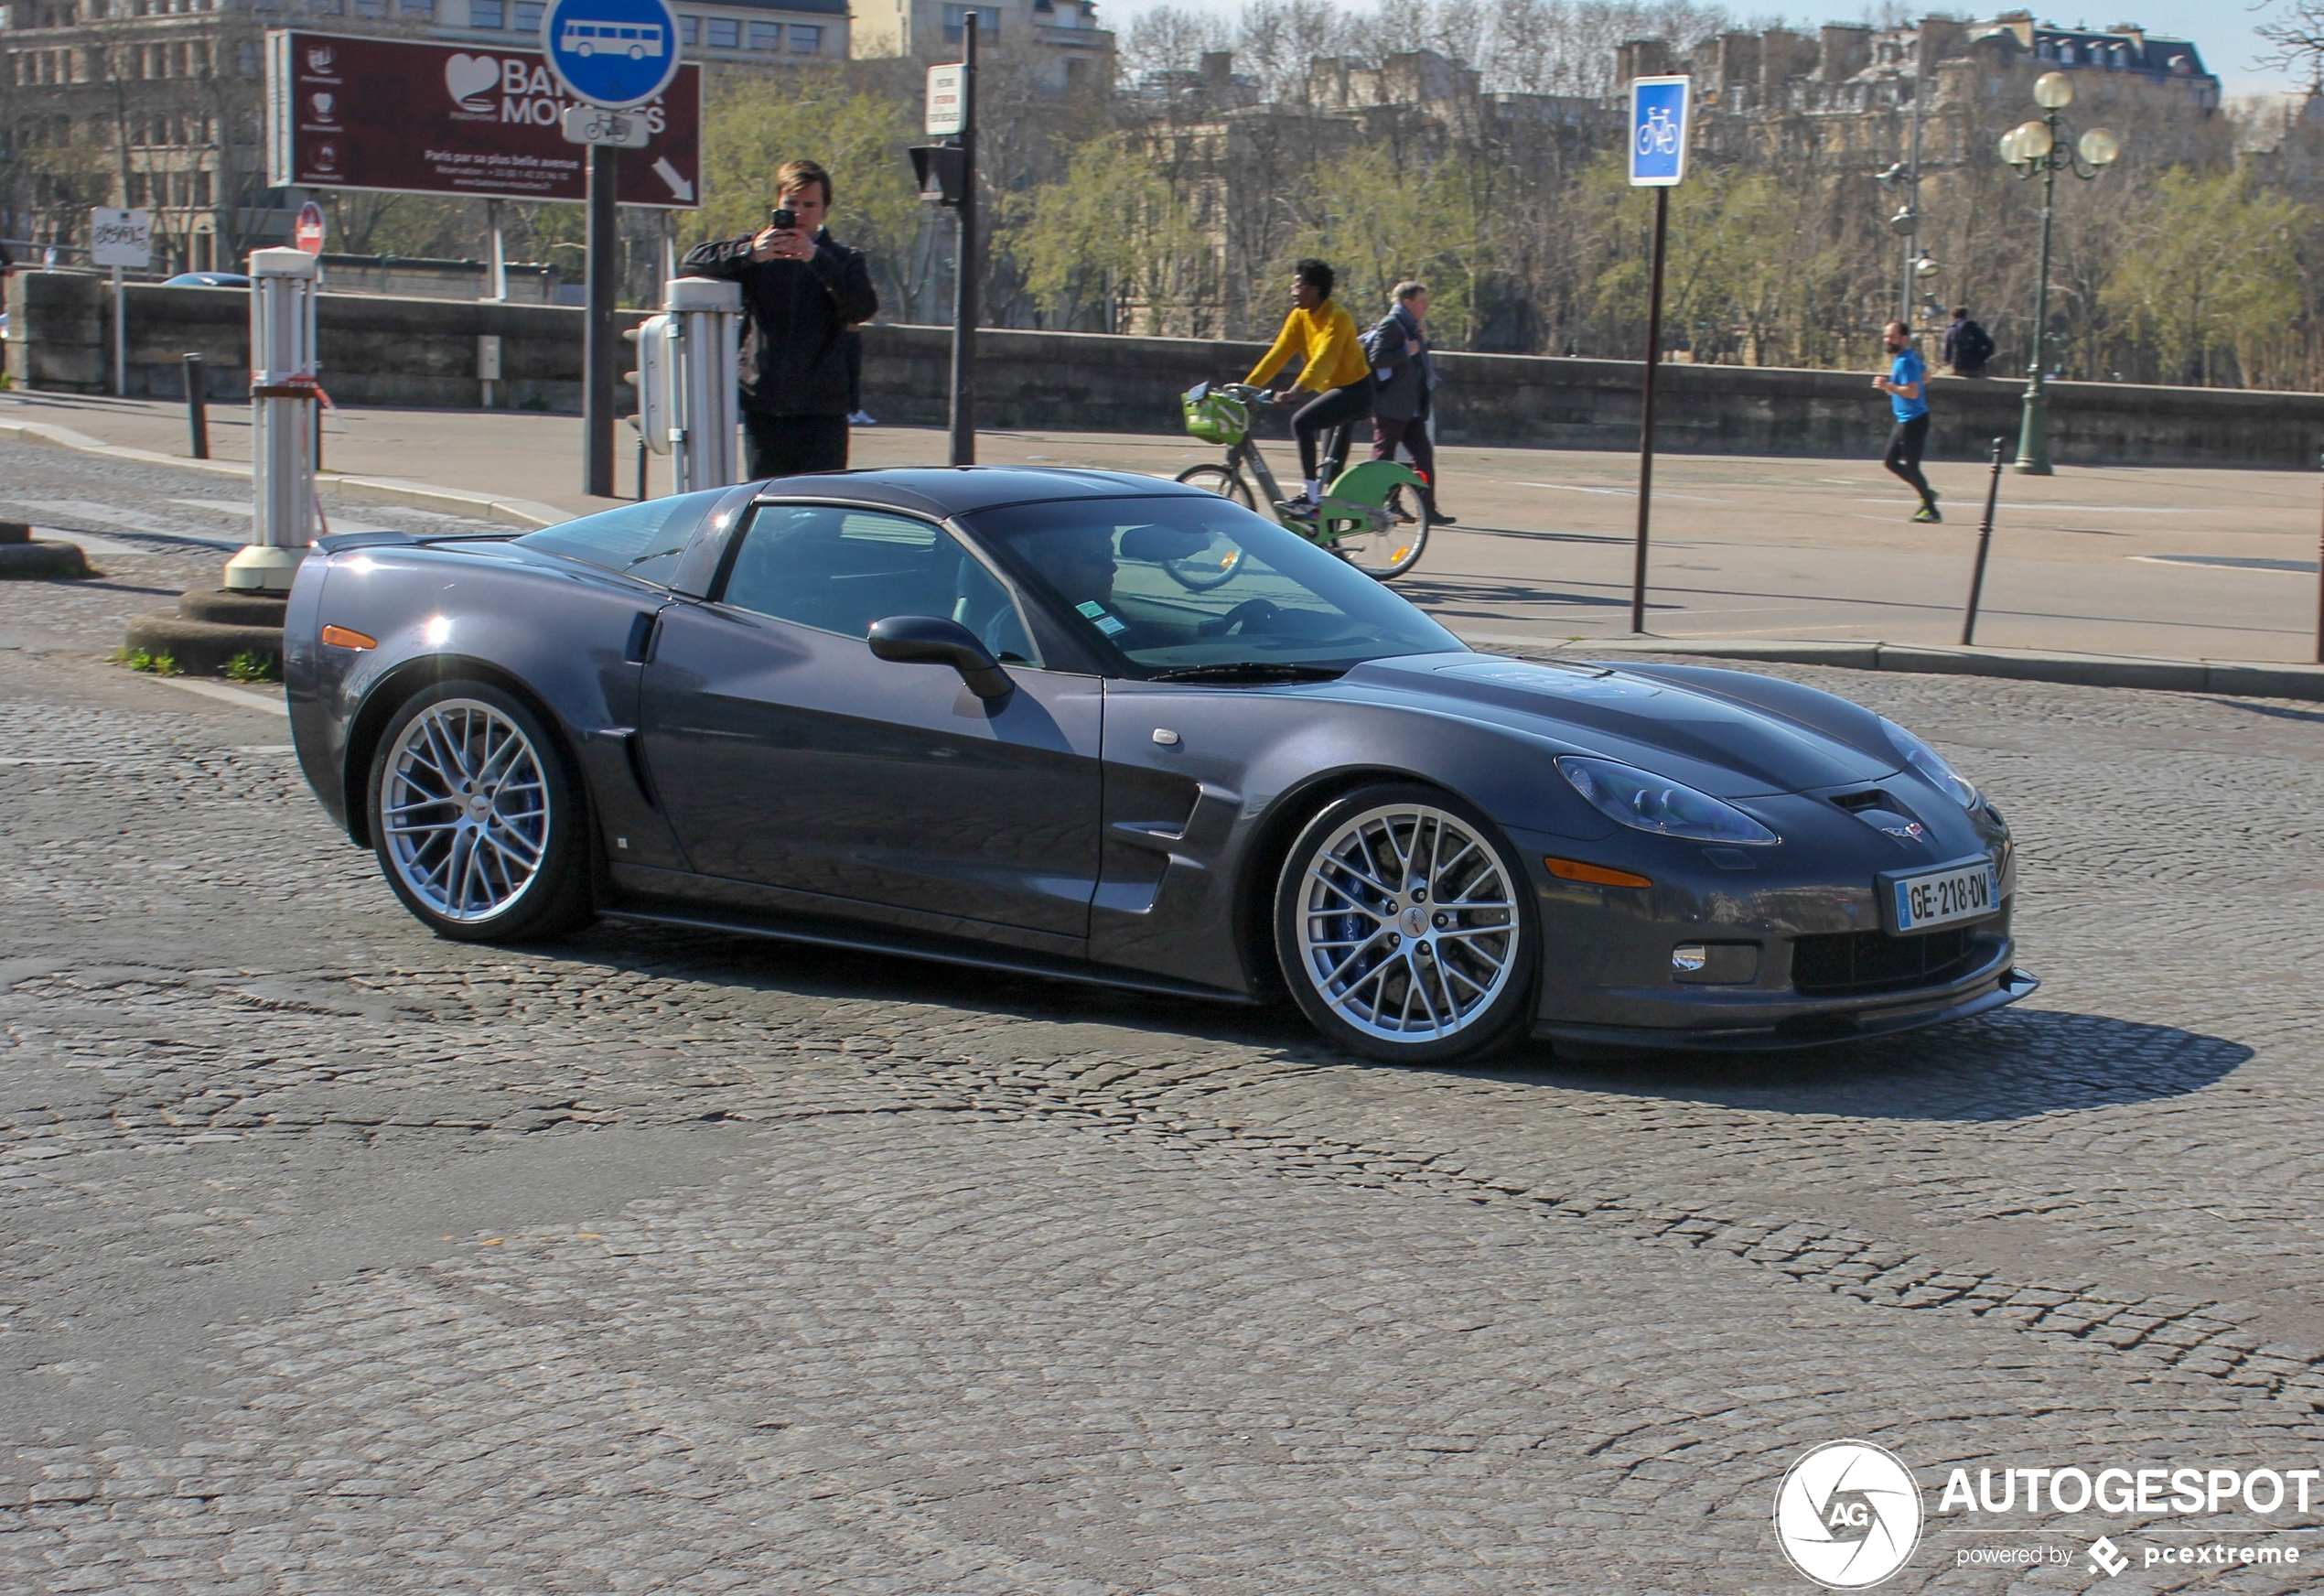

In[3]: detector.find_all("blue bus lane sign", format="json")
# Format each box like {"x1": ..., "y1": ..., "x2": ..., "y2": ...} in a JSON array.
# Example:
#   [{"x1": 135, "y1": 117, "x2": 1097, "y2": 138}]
[
  {"x1": 1630, "y1": 74, "x2": 1692, "y2": 188},
  {"x1": 542, "y1": 0, "x2": 680, "y2": 110}
]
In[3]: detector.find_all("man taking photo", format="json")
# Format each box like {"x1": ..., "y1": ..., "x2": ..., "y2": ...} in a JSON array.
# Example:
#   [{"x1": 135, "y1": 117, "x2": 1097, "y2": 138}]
[{"x1": 680, "y1": 158, "x2": 878, "y2": 478}]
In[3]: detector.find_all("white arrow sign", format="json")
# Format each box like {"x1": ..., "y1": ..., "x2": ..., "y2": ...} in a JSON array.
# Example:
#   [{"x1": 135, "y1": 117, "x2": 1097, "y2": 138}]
[{"x1": 651, "y1": 156, "x2": 693, "y2": 202}]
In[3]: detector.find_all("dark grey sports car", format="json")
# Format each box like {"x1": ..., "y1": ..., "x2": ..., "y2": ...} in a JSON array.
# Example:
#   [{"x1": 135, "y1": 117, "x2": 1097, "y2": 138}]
[{"x1": 284, "y1": 468, "x2": 2033, "y2": 1062}]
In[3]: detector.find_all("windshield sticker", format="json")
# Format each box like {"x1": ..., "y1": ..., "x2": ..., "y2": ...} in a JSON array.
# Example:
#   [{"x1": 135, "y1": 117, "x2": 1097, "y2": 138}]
[{"x1": 1075, "y1": 600, "x2": 1130, "y2": 636}]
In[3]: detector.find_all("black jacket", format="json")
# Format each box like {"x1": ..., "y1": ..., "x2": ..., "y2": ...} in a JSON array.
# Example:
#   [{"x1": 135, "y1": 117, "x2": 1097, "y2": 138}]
[
  {"x1": 1942, "y1": 318, "x2": 1994, "y2": 374},
  {"x1": 678, "y1": 228, "x2": 878, "y2": 417}
]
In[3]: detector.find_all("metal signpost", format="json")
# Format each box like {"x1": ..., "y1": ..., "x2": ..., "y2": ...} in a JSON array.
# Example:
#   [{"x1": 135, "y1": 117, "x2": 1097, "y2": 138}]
[
  {"x1": 927, "y1": 29, "x2": 977, "y2": 466},
  {"x1": 626, "y1": 276, "x2": 742, "y2": 493},
  {"x1": 539, "y1": 0, "x2": 683, "y2": 498},
  {"x1": 1625, "y1": 73, "x2": 1689, "y2": 634},
  {"x1": 88, "y1": 207, "x2": 151, "y2": 398}
]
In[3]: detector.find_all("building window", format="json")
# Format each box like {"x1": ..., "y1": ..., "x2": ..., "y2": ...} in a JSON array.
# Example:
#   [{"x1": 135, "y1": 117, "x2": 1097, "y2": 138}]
[
  {"x1": 307, "y1": 0, "x2": 343, "y2": 13},
  {"x1": 705, "y1": 16, "x2": 737, "y2": 47},
  {"x1": 788, "y1": 23, "x2": 819, "y2": 51},
  {"x1": 512, "y1": 0, "x2": 540, "y2": 30},
  {"x1": 677, "y1": 13, "x2": 696, "y2": 42},
  {"x1": 469, "y1": 0, "x2": 501, "y2": 25},
  {"x1": 941, "y1": 4, "x2": 992, "y2": 41},
  {"x1": 353, "y1": 0, "x2": 383, "y2": 14},
  {"x1": 398, "y1": 0, "x2": 434, "y2": 13},
  {"x1": 747, "y1": 19, "x2": 778, "y2": 49}
]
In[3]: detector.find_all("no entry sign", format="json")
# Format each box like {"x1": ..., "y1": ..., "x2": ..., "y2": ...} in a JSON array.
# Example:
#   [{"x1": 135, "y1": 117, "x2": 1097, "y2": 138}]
[{"x1": 265, "y1": 30, "x2": 700, "y2": 207}]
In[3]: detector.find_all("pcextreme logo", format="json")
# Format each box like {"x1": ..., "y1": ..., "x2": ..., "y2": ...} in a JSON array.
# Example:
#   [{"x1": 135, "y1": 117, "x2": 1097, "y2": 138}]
[{"x1": 1773, "y1": 1440, "x2": 1925, "y2": 1590}]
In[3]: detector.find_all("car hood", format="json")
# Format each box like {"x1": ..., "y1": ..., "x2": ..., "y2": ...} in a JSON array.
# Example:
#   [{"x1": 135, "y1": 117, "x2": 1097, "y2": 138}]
[{"x1": 1337, "y1": 653, "x2": 1898, "y2": 798}]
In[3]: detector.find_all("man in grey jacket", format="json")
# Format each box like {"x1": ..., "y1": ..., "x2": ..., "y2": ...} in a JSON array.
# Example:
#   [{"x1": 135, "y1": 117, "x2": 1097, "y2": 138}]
[{"x1": 1367, "y1": 281, "x2": 1454, "y2": 525}]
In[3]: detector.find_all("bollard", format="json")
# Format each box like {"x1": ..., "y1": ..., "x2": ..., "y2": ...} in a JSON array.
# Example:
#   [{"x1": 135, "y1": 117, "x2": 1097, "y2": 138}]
[
  {"x1": 665, "y1": 277, "x2": 743, "y2": 491},
  {"x1": 228, "y1": 247, "x2": 321, "y2": 592},
  {"x1": 1960, "y1": 436, "x2": 2007, "y2": 645},
  {"x1": 2316, "y1": 452, "x2": 2323, "y2": 665},
  {"x1": 183, "y1": 352, "x2": 209, "y2": 460}
]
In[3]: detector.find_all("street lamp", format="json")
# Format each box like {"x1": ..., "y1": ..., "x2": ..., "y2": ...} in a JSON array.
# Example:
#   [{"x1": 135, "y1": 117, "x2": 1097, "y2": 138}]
[{"x1": 2000, "y1": 70, "x2": 2120, "y2": 474}]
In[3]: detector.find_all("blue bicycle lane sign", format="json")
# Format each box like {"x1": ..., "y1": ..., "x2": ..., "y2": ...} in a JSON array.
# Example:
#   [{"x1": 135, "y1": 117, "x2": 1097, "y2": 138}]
[
  {"x1": 1630, "y1": 74, "x2": 1692, "y2": 187},
  {"x1": 542, "y1": 0, "x2": 681, "y2": 110}
]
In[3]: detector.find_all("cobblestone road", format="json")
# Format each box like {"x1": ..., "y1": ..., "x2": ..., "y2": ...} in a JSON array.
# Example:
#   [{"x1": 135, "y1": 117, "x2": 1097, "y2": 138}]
[{"x1": 5, "y1": 441, "x2": 2324, "y2": 1592}]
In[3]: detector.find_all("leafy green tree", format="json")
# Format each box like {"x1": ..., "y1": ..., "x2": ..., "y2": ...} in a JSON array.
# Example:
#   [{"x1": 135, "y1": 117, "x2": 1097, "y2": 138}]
[
  {"x1": 1016, "y1": 133, "x2": 1211, "y2": 332},
  {"x1": 1278, "y1": 141, "x2": 1495, "y2": 346},
  {"x1": 2099, "y1": 167, "x2": 2306, "y2": 387}
]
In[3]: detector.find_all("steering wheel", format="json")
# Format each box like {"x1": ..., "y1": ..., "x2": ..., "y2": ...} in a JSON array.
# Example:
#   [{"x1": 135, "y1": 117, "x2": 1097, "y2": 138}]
[{"x1": 1197, "y1": 598, "x2": 1280, "y2": 639}]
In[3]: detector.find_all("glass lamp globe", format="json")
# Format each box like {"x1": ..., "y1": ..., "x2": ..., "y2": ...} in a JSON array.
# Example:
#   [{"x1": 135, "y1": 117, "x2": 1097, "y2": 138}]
[
  {"x1": 2078, "y1": 127, "x2": 2121, "y2": 167},
  {"x1": 2034, "y1": 70, "x2": 2074, "y2": 109},
  {"x1": 2008, "y1": 120, "x2": 2053, "y2": 162}
]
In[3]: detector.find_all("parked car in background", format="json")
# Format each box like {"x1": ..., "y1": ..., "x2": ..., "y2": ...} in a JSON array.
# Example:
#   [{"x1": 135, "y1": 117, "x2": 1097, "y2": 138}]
[{"x1": 162, "y1": 272, "x2": 251, "y2": 288}]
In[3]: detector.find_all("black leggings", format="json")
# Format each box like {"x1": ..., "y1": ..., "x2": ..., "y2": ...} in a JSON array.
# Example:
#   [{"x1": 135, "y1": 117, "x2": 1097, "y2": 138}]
[
  {"x1": 1884, "y1": 413, "x2": 1934, "y2": 505},
  {"x1": 1293, "y1": 381, "x2": 1374, "y2": 481}
]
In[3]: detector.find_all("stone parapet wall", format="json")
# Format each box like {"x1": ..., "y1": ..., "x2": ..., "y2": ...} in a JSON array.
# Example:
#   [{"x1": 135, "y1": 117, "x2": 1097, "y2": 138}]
[{"x1": 8, "y1": 275, "x2": 2319, "y2": 469}]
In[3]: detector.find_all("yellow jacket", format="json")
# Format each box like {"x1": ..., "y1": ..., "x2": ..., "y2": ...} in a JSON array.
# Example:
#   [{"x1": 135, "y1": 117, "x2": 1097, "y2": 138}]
[{"x1": 1245, "y1": 301, "x2": 1371, "y2": 393}]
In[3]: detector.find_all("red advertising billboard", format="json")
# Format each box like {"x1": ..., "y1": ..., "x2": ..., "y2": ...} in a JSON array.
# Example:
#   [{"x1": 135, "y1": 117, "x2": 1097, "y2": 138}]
[{"x1": 266, "y1": 30, "x2": 701, "y2": 208}]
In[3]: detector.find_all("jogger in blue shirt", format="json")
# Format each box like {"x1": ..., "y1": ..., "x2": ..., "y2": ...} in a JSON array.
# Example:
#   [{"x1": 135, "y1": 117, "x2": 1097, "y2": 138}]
[{"x1": 1875, "y1": 320, "x2": 1941, "y2": 523}]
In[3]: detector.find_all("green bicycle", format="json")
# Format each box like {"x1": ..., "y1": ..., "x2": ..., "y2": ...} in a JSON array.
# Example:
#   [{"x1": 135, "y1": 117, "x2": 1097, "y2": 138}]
[{"x1": 1171, "y1": 381, "x2": 1432, "y2": 584}]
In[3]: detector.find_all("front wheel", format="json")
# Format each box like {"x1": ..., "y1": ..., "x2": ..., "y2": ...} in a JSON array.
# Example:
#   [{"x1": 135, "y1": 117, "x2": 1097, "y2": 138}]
[
  {"x1": 368, "y1": 681, "x2": 596, "y2": 944},
  {"x1": 1274, "y1": 783, "x2": 1536, "y2": 1063},
  {"x1": 1332, "y1": 500, "x2": 1429, "y2": 580}
]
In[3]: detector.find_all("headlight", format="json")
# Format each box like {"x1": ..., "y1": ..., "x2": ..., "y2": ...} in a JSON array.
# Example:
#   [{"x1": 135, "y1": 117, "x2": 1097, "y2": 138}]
[
  {"x1": 1556, "y1": 756, "x2": 1780, "y2": 846},
  {"x1": 1881, "y1": 717, "x2": 1979, "y2": 809}
]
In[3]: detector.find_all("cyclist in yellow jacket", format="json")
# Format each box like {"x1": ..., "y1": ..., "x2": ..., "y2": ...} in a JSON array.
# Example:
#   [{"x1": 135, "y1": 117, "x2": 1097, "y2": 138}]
[{"x1": 1246, "y1": 258, "x2": 1372, "y2": 514}]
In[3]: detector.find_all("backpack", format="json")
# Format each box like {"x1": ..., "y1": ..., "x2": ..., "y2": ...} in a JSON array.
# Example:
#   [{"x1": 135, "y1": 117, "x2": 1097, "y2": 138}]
[
  {"x1": 1360, "y1": 313, "x2": 1404, "y2": 372},
  {"x1": 1954, "y1": 320, "x2": 1995, "y2": 369}
]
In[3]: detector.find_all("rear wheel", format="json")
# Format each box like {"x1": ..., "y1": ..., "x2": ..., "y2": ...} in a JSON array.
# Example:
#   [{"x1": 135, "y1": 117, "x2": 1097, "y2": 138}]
[
  {"x1": 1332, "y1": 500, "x2": 1429, "y2": 580},
  {"x1": 368, "y1": 681, "x2": 595, "y2": 944},
  {"x1": 1274, "y1": 783, "x2": 1535, "y2": 1062}
]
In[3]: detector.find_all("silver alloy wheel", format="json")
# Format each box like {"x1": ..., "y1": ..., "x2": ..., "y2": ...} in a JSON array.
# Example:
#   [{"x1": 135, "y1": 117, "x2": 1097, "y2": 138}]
[
  {"x1": 379, "y1": 697, "x2": 550, "y2": 923},
  {"x1": 1292, "y1": 801, "x2": 1520, "y2": 1043}
]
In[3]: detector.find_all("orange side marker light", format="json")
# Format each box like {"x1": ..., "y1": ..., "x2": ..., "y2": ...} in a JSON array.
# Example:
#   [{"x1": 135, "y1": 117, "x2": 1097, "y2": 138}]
[
  {"x1": 1544, "y1": 857, "x2": 1652, "y2": 890},
  {"x1": 320, "y1": 624, "x2": 377, "y2": 651}
]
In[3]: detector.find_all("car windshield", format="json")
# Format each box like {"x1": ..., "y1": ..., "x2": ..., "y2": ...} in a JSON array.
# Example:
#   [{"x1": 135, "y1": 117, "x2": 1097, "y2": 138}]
[{"x1": 962, "y1": 495, "x2": 1463, "y2": 678}]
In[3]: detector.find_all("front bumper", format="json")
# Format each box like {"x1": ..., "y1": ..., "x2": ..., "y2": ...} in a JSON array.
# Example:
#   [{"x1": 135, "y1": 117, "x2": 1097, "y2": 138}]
[{"x1": 1532, "y1": 956, "x2": 2038, "y2": 1053}]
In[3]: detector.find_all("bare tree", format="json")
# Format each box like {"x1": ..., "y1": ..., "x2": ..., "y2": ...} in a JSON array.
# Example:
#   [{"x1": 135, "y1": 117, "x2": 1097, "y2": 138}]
[{"x1": 2257, "y1": 0, "x2": 2324, "y2": 92}]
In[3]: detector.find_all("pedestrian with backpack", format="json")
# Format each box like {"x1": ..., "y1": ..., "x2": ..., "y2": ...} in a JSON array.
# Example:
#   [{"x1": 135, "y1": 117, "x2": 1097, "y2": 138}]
[
  {"x1": 1365, "y1": 281, "x2": 1455, "y2": 526},
  {"x1": 1942, "y1": 307, "x2": 1995, "y2": 378}
]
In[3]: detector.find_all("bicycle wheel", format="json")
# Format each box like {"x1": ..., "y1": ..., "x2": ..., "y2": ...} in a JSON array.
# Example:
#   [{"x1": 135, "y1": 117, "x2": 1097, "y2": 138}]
[
  {"x1": 1167, "y1": 466, "x2": 1256, "y2": 590},
  {"x1": 1333, "y1": 501, "x2": 1429, "y2": 580},
  {"x1": 1175, "y1": 463, "x2": 1254, "y2": 510}
]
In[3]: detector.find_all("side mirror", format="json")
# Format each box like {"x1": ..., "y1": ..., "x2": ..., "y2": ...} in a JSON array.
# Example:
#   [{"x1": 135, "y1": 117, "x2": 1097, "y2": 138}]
[{"x1": 867, "y1": 614, "x2": 1013, "y2": 700}]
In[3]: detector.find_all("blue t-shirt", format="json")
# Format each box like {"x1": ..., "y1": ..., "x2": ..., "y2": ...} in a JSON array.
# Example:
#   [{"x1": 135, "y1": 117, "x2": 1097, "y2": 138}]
[{"x1": 1889, "y1": 349, "x2": 1929, "y2": 422}]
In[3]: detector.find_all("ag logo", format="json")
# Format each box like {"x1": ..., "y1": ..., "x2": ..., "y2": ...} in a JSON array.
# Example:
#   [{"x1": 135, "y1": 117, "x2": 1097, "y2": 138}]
[{"x1": 1773, "y1": 1440, "x2": 1922, "y2": 1589}]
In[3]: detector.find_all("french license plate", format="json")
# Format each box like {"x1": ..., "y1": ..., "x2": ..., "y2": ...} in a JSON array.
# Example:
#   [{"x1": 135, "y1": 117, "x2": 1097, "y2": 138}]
[{"x1": 1890, "y1": 861, "x2": 1999, "y2": 933}]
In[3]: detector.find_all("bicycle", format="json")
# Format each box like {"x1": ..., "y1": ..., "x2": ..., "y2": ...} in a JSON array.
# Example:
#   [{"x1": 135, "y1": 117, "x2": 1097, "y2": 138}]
[
  {"x1": 1636, "y1": 106, "x2": 1679, "y2": 156},
  {"x1": 1171, "y1": 381, "x2": 1432, "y2": 583}
]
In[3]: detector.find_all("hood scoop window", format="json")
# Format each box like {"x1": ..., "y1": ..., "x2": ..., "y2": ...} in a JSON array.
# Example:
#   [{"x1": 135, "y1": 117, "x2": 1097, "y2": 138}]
[{"x1": 1830, "y1": 789, "x2": 1889, "y2": 813}]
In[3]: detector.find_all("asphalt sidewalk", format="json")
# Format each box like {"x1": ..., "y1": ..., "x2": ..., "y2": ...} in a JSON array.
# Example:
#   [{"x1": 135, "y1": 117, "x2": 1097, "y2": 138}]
[{"x1": 6, "y1": 388, "x2": 2321, "y2": 696}]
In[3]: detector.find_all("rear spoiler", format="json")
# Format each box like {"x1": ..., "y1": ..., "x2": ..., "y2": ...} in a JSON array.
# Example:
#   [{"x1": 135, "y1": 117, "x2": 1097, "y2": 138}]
[{"x1": 317, "y1": 527, "x2": 519, "y2": 554}]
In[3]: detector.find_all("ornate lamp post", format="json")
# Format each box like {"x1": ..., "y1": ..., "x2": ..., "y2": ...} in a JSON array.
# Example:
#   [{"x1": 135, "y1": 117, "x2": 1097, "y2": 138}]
[{"x1": 2000, "y1": 70, "x2": 2120, "y2": 474}]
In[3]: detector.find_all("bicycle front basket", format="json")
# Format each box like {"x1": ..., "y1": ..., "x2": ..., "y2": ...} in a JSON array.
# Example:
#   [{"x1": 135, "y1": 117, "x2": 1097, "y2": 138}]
[{"x1": 1182, "y1": 384, "x2": 1250, "y2": 446}]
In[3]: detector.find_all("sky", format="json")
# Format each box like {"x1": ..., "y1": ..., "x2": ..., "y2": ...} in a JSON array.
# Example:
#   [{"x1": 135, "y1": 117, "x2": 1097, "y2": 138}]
[{"x1": 1114, "y1": 2, "x2": 2309, "y2": 101}]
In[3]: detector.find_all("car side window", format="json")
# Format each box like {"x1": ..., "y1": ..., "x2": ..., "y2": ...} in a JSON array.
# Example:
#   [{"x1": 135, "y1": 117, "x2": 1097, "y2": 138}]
[
  {"x1": 515, "y1": 487, "x2": 725, "y2": 587},
  {"x1": 718, "y1": 504, "x2": 1038, "y2": 663}
]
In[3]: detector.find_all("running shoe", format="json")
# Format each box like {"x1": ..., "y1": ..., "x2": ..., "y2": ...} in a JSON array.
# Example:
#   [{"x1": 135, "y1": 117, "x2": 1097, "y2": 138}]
[
  {"x1": 1911, "y1": 503, "x2": 1942, "y2": 523},
  {"x1": 847, "y1": 410, "x2": 878, "y2": 426}
]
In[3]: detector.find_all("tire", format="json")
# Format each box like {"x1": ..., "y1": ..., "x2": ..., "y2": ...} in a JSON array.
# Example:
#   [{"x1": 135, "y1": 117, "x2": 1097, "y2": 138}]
[
  {"x1": 1273, "y1": 783, "x2": 1537, "y2": 1063},
  {"x1": 1334, "y1": 500, "x2": 1428, "y2": 580},
  {"x1": 367, "y1": 681, "x2": 596, "y2": 944}
]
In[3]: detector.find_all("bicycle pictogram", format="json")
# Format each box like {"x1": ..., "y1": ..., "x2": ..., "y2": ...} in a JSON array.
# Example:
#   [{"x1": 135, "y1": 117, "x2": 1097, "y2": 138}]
[{"x1": 1636, "y1": 105, "x2": 1680, "y2": 156}]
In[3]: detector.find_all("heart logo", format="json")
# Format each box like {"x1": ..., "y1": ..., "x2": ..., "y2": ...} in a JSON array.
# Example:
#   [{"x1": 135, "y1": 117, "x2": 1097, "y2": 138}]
[
  {"x1": 312, "y1": 92, "x2": 333, "y2": 116},
  {"x1": 445, "y1": 54, "x2": 500, "y2": 108}
]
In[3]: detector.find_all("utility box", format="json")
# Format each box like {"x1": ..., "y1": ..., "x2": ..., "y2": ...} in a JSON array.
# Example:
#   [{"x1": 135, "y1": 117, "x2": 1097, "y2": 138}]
[{"x1": 477, "y1": 332, "x2": 503, "y2": 408}]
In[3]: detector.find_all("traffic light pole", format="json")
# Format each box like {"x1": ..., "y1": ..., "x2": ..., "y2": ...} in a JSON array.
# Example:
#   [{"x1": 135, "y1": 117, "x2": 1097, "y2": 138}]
[
  {"x1": 584, "y1": 145, "x2": 619, "y2": 497},
  {"x1": 948, "y1": 15, "x2": 978, "y2": 467}
]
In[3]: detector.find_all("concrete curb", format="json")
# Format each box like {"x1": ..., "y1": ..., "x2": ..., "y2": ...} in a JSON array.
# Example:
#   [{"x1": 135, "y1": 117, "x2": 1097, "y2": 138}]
[
  {"x1": 1503, "y1": 635, "x2": 2324, "y2": 702},
  {"x1": 0, "y1": 418, "x2": 572, "y2": 530}
]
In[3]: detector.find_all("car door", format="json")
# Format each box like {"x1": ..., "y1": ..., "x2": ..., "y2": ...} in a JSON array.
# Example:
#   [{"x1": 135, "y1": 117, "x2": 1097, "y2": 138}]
[{"x1": 637, "y1": 501, "x2": 1103, "y2": 940}]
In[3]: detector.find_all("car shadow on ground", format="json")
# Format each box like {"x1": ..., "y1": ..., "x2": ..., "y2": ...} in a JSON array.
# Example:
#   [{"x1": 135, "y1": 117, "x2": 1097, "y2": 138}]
[
  {"x1": 543, "y1": 923, "x2": 2246, "y2": 1124},
  {"x1": 1450, "y1": 1006, "x2": 2254, "y2": 1122}
]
